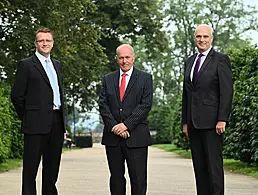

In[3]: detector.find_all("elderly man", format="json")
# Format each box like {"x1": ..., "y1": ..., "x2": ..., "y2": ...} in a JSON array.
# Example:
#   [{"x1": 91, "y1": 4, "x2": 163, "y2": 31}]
[{"x1": 99, "y1": 44, "x2": 153, "y2": 195}]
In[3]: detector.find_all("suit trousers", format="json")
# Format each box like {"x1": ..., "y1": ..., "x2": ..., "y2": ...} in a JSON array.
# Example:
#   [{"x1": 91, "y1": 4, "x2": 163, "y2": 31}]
[
  {"x1": 105, "y1": 140, "x2": 148, "y2": 195},
  {"x1": 22, "y1": 110, "x2": 64, "y2": 195},
  {"x1": 188, "y1": 123, "x2": 224, "y2": 195}
]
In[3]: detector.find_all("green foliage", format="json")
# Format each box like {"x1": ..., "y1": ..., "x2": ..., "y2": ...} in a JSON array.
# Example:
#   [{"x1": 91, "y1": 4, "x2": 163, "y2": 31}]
[
  {"x1": 223, "y1": 159, "x2": 258, "y2": 179},
  {"x1": 0, "y1": 88, "x2": 12, "y2": 162},
  {"x1": 0, "y1": 83, "x2": 22, "y2": 162},
  {"x1": 153, "y1": 144, "x2": 258, "y2": 179},
  {"x1": 169, "y1": 94, "x2": 189, "y2": 150},
  {"x1": 0, "y1": 82, "x2": 22, "y2": 162},
  {"x1": 149, "y1": 93, "x2": 189, "y2": 149},
  {"x1": 0, "y1": 158, "x2": 22, "y2": 173},
  {"x1": 91, "y1": 0, "x2": 168, "y2": 72},
  {"x1": 8, "y1": 108, "x2": 23, "y2": 159},
  {"x1": 0, "y1": 0, "x2": 10, "y2": 14},
  {"x1": 224, "y1": 46, "x2": 258, "y2": 164},
  {"x1": 148, "y1": 102, "x2": 172, "y2": 142}
]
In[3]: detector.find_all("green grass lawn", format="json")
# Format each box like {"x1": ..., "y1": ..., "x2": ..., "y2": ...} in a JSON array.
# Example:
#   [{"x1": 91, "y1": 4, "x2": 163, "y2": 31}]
[
  {"x1": 0, "y1": 147, "x2": 81, "y2": 173},
  {"x1": 153, "y1": 144, "x2": 258, "y2": 179},
  {"x1": 0, "y1": 159, "x2": 22, "y2": 173}
]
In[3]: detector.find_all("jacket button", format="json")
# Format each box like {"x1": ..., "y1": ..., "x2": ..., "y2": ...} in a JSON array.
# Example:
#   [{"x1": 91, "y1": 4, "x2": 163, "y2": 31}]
[{"x1": 120, "y1": 109, "x2": 122, "y2": 111}]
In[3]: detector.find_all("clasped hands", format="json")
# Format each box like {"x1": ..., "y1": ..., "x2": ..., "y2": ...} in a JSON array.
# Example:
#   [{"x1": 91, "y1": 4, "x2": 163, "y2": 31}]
[{"x1": 112, "y1": 123, "x2": 130, "y2": 139}]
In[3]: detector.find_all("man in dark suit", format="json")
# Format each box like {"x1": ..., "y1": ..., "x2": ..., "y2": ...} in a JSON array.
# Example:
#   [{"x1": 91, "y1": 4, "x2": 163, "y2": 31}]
[
  {"x1": 99, "y1": 44, "x2": 153, "y2": 195},
  {"x1": 182, "y1": 24, "x2": 233, "y2": 195},
  {"x1": 11, "y1": 28, "x2": 65, "y2": 195}
]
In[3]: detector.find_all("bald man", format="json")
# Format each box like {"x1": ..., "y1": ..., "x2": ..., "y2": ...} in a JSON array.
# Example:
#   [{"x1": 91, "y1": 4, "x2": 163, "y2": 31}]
[
  {"x1": 99, "y1": 44, "x2": 153, "y2": 195},
  {"x1": 182, "y1": 24, "x2": 233, "y2": 195}
]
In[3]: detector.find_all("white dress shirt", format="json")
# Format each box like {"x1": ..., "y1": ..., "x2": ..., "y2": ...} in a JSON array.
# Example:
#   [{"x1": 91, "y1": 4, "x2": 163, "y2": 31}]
[
  {"x1": 119, "y1": 66, "x2": 134, "y2": 89},
  {"x1": 190, "y1": 47, "x2": 212, "y2": 81},
  {"x1": 35, "y1": 51, "x2": 61, "y2": 110}
]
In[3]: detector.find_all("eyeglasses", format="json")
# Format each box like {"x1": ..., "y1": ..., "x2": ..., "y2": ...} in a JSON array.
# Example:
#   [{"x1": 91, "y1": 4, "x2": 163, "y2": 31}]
[{"x1": 36, "y1": 39, "x2": 53, "y2": 43}]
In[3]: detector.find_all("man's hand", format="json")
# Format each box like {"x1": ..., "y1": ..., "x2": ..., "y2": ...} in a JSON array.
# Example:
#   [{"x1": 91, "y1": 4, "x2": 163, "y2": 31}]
[
  {"x1": 183, "y1": 124, "x2": 188, "y2": 137},
  {"x1": 112, "y1": 123, "x2": 128, "y2": 135},
  {"x1": 119, "y1": 131, "x2": 130, "y2": 139},
  {"x1": 216, "y1": 121, "x2": 226, "y2": 135}
]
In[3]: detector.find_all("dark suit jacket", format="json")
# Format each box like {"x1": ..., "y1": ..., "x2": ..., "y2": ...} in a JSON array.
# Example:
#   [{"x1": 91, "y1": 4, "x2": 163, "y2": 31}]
[
  {"x1": 11, "y1": 53, "x2": 65, "y2": 134},
  {"x1": 99, "y1": 68, "x2": 153, "y2": 147},
  {"x1": 182, "y1": 48, "x2": 233, "y2": 129}
]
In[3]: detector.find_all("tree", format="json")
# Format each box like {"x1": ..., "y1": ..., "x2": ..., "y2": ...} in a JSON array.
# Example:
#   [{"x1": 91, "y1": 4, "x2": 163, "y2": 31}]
[
  {"x1": 0, "y1": 0, "x2": 108, "y2": 112},
  {"x1": 1, "y1": 0, "x2": 169, "y2": 112},
  {"x1": 90, "y1": 0, "x2": 168, "y2": 72}
]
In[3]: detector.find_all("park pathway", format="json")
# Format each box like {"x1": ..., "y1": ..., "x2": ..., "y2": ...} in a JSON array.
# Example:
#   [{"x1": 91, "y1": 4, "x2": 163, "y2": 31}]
[{"x1": 0, "y1": 143, "x2": 258, "y2": 195}]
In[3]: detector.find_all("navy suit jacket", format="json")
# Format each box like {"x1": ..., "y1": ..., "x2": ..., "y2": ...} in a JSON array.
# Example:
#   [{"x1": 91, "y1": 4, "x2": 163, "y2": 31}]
[
  {"x1": 99, "y1": 67, "x2": 153, "y2": 147},
  {"x1": 182, "y1": 48, "x2": 233, "y2": 129}
]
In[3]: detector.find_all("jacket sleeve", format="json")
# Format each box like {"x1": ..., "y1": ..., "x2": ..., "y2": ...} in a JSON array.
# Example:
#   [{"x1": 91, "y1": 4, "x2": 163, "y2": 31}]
[
  {"x1": 98, "y1": 76, "x2": 118, "y2": 132},
  {"x1": 11, "y1": 60, "x2": 29, "y2": 120},
  {"x1": 218, "y1": 54, "x2": 233, "y2": 122}
]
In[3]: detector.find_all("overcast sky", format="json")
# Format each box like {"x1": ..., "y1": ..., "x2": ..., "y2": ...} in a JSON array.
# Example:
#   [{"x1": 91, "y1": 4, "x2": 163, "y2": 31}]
[{"x1": 244, "y1": 0, "x2": 258, "y2": 44}]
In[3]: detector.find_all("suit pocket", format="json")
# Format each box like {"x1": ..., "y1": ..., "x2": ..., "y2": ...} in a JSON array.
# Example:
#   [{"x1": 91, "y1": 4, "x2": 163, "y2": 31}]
[
  {"x1": 203, "y1": 99, "x2": 218, "y2": 107},
  {"x1": 25, "y1": 105, "x2": 39, "y2": 110}
]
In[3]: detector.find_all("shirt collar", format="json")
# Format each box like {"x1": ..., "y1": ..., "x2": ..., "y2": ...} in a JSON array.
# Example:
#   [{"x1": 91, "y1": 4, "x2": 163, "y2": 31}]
[
  {"x1": 120, "y1": 66, "x2": 134, "y2": 77},
  {"x1": 35, "y1": 51, "x2": 51, "y2": 62},
  {"x1": 198, "y1": 46, "x2": 212, "y2": 56}
]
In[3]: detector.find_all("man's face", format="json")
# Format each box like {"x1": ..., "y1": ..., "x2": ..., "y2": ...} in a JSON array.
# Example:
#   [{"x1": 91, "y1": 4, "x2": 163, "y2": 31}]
[
  {"x1": 194, "y1": 26, "x2": 213, "y2": 53},
  {"x1": 116, "y1": 46, "x2": 135, "y2": 72},
  {"x1": 34, "y1": 32, "x2": 54, "y2": 57}
]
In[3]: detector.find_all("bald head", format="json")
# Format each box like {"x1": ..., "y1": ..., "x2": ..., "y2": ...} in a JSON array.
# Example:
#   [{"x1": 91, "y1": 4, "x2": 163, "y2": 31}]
[
  {"x1": 116, "y1": 44, "x2": 135, "y2": 56},
  {"x1": 194, "y1": 24, "x2": 213, "y2": 53}
]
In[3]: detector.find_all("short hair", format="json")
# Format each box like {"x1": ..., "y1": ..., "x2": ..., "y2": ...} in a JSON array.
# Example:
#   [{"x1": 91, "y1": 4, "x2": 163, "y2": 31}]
[
  {"x1": 194, "y1": 24, "x2": 213, "y2": 36},
  {"x1": 116, "y1": 44, "x2": 135, "y2": 55},
  {"x1": 35, "y1": 28, "x2": 54, "y2": 40}
]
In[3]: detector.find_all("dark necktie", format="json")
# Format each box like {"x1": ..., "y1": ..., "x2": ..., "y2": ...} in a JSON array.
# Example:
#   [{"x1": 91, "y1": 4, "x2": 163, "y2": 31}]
[
  {"x1": 193, "y1": 53, "x2": 203, "y2": 82},
  {"x1": 120, "y1": 73, "x2": 127, "y2": 101}
]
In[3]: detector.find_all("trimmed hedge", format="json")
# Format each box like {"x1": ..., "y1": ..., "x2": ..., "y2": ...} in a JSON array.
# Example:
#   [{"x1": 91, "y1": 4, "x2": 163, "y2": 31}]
[
  {"x1": 223, "y1": 46, "x2": 258, "y2": 164},
  {"x1": 0, "y1": 84, "x2": 22, "y2": 163},
  {"x1": 0, "y1": 88, "x2": 12, "y2": 162}
]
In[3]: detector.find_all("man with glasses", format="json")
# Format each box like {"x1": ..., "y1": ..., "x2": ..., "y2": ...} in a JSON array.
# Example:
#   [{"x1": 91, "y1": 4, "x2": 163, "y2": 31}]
[{"x1": 11, "y1": 27, "x2": 65, "y2": 195}]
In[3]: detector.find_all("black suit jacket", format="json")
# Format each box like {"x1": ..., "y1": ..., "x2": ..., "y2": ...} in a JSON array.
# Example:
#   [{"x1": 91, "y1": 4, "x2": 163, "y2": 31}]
[
  {"x1": 182, "y1": 48, "x2": 233, "y2": 129},
  {"x1": 11, "y1": 54, "x2": 65, "y2": 134},
  {"x1": 99, "y1": 68, "x2": 153, "y2": 147}
]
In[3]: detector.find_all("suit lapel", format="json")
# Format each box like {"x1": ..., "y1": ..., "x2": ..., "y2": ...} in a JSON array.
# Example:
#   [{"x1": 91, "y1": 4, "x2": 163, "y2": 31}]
[
  {"x1": 186, "y1": 54, "x2": 196, "y2": 87},
  {"x1": 122, "y1": 68, "x2": 138, "y2": 101},
  {"x1": 195, "y1": 48, "x2": 214, "y2": 83},
  {"x1": 113, "y1": 70, "x2": 121, "y2": 103},
  {"x1": 32, "y1": 54, "x2": 50, "y2": 85}
]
